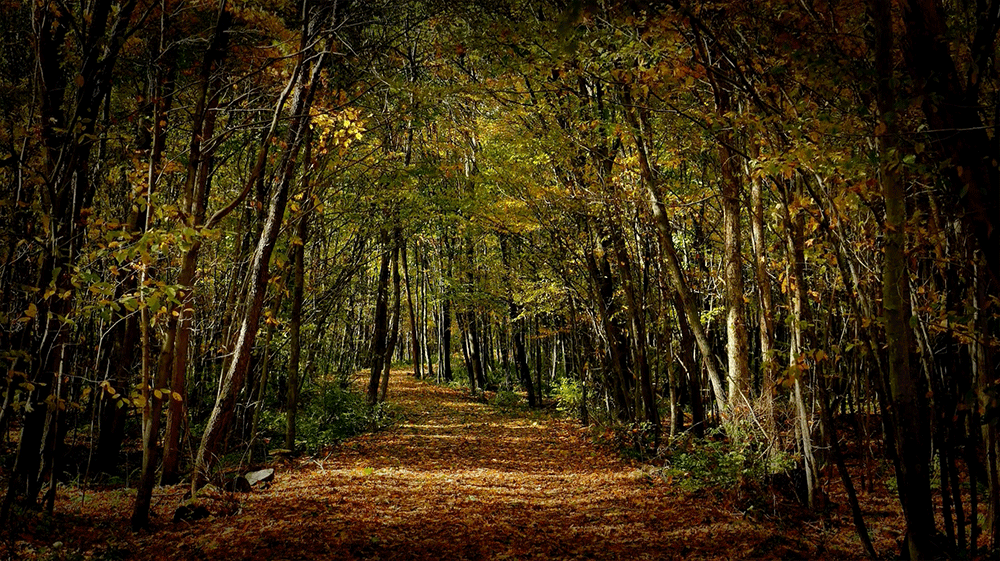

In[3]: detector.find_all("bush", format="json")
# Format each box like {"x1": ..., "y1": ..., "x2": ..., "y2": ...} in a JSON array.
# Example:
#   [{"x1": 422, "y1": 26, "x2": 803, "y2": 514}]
[
  {"x1": 262, "y1": 380, "x2": 394, "y2": 453},
  {"x1": 491, "y1": 390, "x2": 523, "y2": 410},
  {"x1": 655, "y1": 430, "x2": 786, "y2": 495},
  {"x1": 555, "y1": 378, "x2": 583, "y2": 417},
  {"x1": 660, "y1": 436, "x2": 748, "y2": 491}
]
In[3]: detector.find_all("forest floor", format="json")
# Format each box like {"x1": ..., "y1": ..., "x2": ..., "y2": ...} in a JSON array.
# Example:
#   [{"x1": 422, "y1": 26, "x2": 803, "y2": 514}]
[{"x1": 7, "y1": 370, "x2": 906, "y2": 560}]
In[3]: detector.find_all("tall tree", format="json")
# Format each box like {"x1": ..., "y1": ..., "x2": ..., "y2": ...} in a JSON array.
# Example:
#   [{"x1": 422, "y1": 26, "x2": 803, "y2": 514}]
[{"x1": 191, "y1": 0, "x2": 332, "y2": 492}]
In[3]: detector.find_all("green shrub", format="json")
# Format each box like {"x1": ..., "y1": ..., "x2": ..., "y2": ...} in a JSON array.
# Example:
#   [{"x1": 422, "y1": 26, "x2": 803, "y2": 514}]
[
  {"x1": 660, "y1": 437, "x2": 746, "y2": 491},
  {"x1": 555, "y1": 378, "x2": 583, "y2": 416},
  {"x1": 491, "y1": 390, "x2": 523, "y2": 410},
  {"x1": 656, "y1": 430, "x2": 779, "y2": 493},
  {"x1": 262, "y1": 380, "x2": 394, "y2": 453}
]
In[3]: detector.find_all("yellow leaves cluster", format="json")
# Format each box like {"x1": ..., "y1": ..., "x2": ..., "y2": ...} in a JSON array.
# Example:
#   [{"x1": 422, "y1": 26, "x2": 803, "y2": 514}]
[
  {"x1": 312, "y1": 107, "x2": 366, "y2": 156},
  {"x1": 99, "y1": 380, "x2": 183, "y2": 410}
]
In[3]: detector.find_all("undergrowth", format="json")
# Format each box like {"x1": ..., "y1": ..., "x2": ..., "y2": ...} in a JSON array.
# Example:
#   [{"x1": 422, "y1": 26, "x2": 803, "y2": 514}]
[{"x1": 260, "y1": 377, "x2": 396, "y2": 454}]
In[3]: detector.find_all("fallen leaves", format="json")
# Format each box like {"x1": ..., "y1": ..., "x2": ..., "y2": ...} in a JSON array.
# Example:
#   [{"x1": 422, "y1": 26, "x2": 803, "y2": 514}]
[{"x1": 12, "y1": 370, "x2": 904, "y2": 560}]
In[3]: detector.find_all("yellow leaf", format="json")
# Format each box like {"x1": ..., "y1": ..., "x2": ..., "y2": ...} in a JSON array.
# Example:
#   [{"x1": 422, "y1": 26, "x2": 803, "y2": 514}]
[
  {"x1": 171, "y1": 391, "x2": 183, "y2": 402},
  {"x1": 25, "y1": 303, "x2": 37, "y2": 319},
  {"x1": 153, "y1": 389, "x2": 162, "y2": 400}
]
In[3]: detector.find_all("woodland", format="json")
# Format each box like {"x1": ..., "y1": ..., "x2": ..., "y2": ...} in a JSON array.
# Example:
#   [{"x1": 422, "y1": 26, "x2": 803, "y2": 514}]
[{"x1": 0, "y1": 0, "x2": 998, "y2": 559}]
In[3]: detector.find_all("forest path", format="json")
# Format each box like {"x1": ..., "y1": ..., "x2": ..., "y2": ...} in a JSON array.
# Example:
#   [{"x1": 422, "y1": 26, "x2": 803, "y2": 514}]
[{"x1": 113, "y1": 370, "x2": 867, "y2": 559}]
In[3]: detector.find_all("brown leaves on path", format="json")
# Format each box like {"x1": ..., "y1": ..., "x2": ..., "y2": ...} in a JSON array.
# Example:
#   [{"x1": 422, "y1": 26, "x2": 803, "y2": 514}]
[{"x1": 19, "y1": 371, "x2": 888, "y2": 560}]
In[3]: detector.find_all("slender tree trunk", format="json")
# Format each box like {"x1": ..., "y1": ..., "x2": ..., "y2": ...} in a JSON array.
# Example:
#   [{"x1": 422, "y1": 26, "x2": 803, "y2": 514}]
[
  {"x1": 661, "y1": 283, "x2": 683, "y2": 436},
  {"x1": 191, "y1": 17, "x2": 324, "y2": 490},
  {"x1": 584, "y1": 248, "x2": 633, "y2": 420},
  {"x1": 285, "y1": 152, "x2": 311, "y2": 452},
  {"x1": 609, "y1": 224, "x2": 660, "y2": 446},
  {"x1": 130, "y1": 282, "x2": 160, "y2": 529},
  {"x1": 749, "y1": 149, "x2": 777, "y2": 449},
  {"x1": 469, "y1": 312, "x2": 487, "y2": 391},
  {"x1": 459, "y1": 312, "x2": 475, "y2": 392},
  {"x1": 440, "y1": 234, "x2": 454, "y2": 382},
  {"x1": 248, "y1": 292, "x2": 282, "y2": 452},
  {"x1": 419, "y1": 243, "x2": 435, "y2": 380},
  {"x1": 380, "y1": 241, "x2": 402, "y2": 403},
  {"x1": 673, "y1": 292, "x2": 704, "y2": 437},
  {"x1": 368, "y1": 232, "x2": 392, "y2": 404},
  {"x1": 873, "y1": 1, "x2": 937, "y2": 556},
  {"x1": 623, "y1": 95, "x2": 727, "y2": 414},
  {"x1": 780, "y1": 177, "x2": 819, "y2": 508},
  {"x1": 706, "y1": 79, "x2": 751, "y2": 414},
  {"x1": 974, "y1": 257, "x2": 1000, "y2": 551},
  {"x1": 512, "y1": 306, "x2": 536, "y2": 408},
  {"x1": 441, "y1": 297, "x2": 453, "y2": 382},
  {"x1": 402, "y1": 241, "x2": 421, "y2": 378}
]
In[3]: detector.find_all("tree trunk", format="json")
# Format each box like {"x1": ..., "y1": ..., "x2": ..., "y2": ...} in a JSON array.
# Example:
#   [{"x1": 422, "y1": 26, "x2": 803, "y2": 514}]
[
  {"x1": 584, "y1": 247, "x2": 633, "y2": 420},
  {"x1": 609, "y1": 224, "x2": 660, "y2": 446},
  {"x1": 622, "y1": 94, "x2": 727, "y2": 414},
  {"x1": 130, "y1": 282, "x2": 162, "y2": 529},
  {"x1": 441, "y1": 296, "x2": 453, "y2": 382},
  {"x1": 379, "y1": 241, "x2": 402, "y2": 403},
  {"x1": 511, "y1": 306, "x2": 536, "y2": 408},
  {"x1": 368, "y1": 232, "x2": 393, "y2": 404},
  {"x1": 749, "y1": 148, "x2": 777, "y2": 448},
  {"x1": 191, "y1": 20, "x2": 324, "y2": 491},
  {"x1": 874, "y1": 1, "x2": 937, "y2": 556},
  {"x1": 402, "y1": 241, "x2": 421, "y2": 378},
  {"x1": 285, "y1": 159, "x2": 311, "y2": 452},
  {"x1": 661, "y1": 283, "x2": 683, "y2": 436},
  {"x1": 673, "y1": 292, "x2": 705, "y2": 437},
  {"x1": 707, "y1": 76, "x2": 751, "y2": 414},
  {"x1": 780, "y1": 177, "x2": 819, "y2": 508}
]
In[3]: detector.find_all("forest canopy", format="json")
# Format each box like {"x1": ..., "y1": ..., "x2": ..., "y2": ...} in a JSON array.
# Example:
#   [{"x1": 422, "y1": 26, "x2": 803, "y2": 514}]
[{"x1": 1, "y1": 0, "x2": 998, "y2": 559}]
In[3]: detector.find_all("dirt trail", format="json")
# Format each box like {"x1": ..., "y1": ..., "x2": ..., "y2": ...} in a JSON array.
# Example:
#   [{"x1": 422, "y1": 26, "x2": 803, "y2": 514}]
[{"x1": 40, "y1": 371, "x2": 881, "y2": 560}]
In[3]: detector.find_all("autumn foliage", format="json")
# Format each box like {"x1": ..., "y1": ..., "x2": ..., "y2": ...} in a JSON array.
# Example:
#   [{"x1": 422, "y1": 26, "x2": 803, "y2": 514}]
[{"x1": 1, "y1": 0, "x2": 998, "y2": 559}]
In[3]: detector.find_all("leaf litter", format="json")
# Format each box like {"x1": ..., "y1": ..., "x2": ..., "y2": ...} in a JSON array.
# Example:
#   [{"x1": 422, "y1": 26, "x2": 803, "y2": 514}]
[{"x1": 12, "y1": 370, "x2": 905, "y2": 560}]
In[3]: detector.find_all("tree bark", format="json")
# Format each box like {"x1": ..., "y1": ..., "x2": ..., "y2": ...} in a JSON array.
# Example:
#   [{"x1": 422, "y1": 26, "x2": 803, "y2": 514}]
[
  {"x1": 285, "y1": 147, "x2": 311, "y2": 452},
  {"x1": 779, "y1": 176, "x2": 819, "y2": 508},
  {"x1": 402, "y1": 241, "x2": 421, "y2": 378},
  {"x1": 191, "y1": 15, "x2": 325, "y2": 490},
  {"x1": 622, "y1": 93, "x2": 727, "y2": 414},
  {"x1": 704, "y1": 66, "x2": 751, "y2": 414},
  {"x1": 368, "y1": 232, "x2": 392, "y2": 404},
  {"x1": 873, "y1": 1, "x2": 937, "y2": 556},
  {"x1": 749, "y1": 148, "x2": 777, "y2": 447},
  {"x1": 379, "y1": 240, "x2": 402, "y2": 403},
  {"x1": 609, "y1": 223, "x2": 660, "y2": 446}
]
